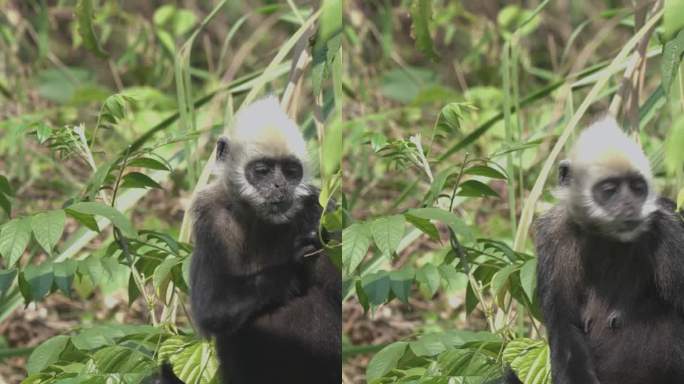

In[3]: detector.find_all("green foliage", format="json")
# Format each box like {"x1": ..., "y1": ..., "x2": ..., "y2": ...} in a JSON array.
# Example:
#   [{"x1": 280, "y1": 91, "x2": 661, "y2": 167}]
[
  {"x1": 343, "y1": 1, "x2": 682, "y2": 383},
  {"x1": 75, "y1": 0, "x2": 109, "y2": 58},
  {"x1": 1, "y1": 0, "x2": 341, "y2": 381},
  {"x1": 664, "y1": 0, "x2": 684, "y2": 40},
  {"x1": 410, "y1": 0, "x2": 440, "y2": 61},
  {"x1": 660, "y1": 29, "x2": 684, "y2": 95}
]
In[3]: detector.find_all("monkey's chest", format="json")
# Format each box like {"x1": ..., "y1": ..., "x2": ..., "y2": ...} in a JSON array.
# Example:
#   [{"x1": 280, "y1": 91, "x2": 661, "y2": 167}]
[{"x1": 580, "y1": 278, "x2": 684, "y2": 384}]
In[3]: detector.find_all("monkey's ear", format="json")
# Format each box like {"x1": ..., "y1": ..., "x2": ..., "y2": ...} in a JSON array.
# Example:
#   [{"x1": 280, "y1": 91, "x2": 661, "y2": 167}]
[
  {"x1": 558, "y1": 159, "x2": 571, "y2": 186},
  {"x1": 216, "y1": 136, "x2": 229, "y2": 161}
]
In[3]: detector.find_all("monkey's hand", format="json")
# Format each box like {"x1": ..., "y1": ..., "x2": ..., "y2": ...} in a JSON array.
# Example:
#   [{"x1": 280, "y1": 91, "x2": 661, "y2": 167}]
[{"x1": 293, "y1": 230, "x2": 321, "y2": 262}]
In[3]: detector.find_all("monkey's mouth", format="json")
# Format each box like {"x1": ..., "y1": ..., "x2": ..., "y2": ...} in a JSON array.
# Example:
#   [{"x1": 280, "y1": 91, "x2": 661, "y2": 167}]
[
  {"x1": 267, "y1": 200, "x2": 293, "y2": 213},
  {"x1": 621, "y1": 220, "x2": 641, "y2": 230}
]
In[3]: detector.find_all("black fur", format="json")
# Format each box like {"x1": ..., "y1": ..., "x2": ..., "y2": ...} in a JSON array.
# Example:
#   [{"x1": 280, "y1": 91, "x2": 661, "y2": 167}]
[
  {"x1": 184, "y1": 182, "x2": 340, "y2": 384},
  {"x1": 535, "y1": 197, "x2": 684, "y2": 384}
]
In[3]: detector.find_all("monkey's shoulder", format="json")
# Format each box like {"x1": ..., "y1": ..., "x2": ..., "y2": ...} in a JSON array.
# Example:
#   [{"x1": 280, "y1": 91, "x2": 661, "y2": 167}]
[
  {"x1": 533, "y1": 206, "x2": 573, "y2": 245},
  {"x1": 190, "y1": 183, "x2": 242, "y2": 236}
]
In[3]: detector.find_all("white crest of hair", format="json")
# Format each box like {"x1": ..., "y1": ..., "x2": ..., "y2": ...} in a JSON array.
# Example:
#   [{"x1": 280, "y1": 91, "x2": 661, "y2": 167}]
[
  {"x1": 569, "y1": 115, "x2": 652, "y2": 181},
  {"x1": 230, "y1": 95, "x2": 309, "y2": 166},
  {"x1": 565, "y1": 115, "x2": 658, "y2": 222}
]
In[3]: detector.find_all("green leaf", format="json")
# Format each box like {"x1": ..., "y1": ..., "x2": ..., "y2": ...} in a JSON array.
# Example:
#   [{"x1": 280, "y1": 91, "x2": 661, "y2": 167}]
[
  {"x1": 31, "y1": 210, "x2": 66, "y2": 256},
  {"x1": 23, "y1": 263, "x2": 54, "y2": 302},
  {"x1": 665, "y1": 116, "x2": 684, "y2": 174},
  {"x1": 405, "y1": 207, "x2": 475, "y2": 244},
  {"x1": 120, "y1": 172, "x2": 163, "y2": 189},
  {"x1": 153, "y1": 256, "x2": 180, "y2": 304},
  {"x1": 321, "y1": 117, "x2": 342, "y2": 178},
  {"x1": 464, "y1": 165, "x2": 507, "y2": 180},
  {"x1": 66, "y1": 202, "x2": 137, "y2": 237},
  {"x1": 26, "y1": 335, "x2": 69, "y2": 374},
  {"x1": 380, "y1": 67, "x2": 437, "y2": 104},
  {"x1": 65, "y1": 209, "x2": 99, "y2": 232},
  {"x1": 0, "y1": 193, "x2": 10, "y2": 216},
  {"x1": 92, "y1": 345, "x2": 154, "y2": 373},
  {"x1": 457, "y1": 180, "x2": 500, "y2": 198},
  {"x1": 409, "y1": 0, "x2": 439, "y2": 61},
  {"x1": 677, "y1": 187, "x2": 684, "y2": 211},
  {"x1": 520, "y1": 258, "x2": 537, "y2": 302},
  {"x1": 75, "y1": 0, "x2": 109, "y2": 58},
  {"x1": 503, "y1": 338, "x2": 551, "y2": 384},
  {"x1": 361, "y1": 271, "x2": 391, "y2": 306},
  {"x1": 0, "y1": 268, "x2": 17, "y2": 295},
  {"x1": 367, "y1": 341, "x2": 408, "y2": 383},
  {"x1": 410, "y1": 333, "x2": 446, "y2": 357},
  {"x1": 664, "y1": 0, "x2": 684, "y2": 41},
  {"x1": 0, "y1": 175, "x2": 13, "y2": 196},
  {"x1": 0, "y1": 217, "x2": 32, "y2": 266},
  {"x1": 389, "y1": 267, "x2": 414, "y2": 303},
  {"x1": 370, "y1": 215, "x2": 405, "y2": 257},
  {"x1": 404, "y1": 214, "x2": 440, "y2": 241},
  {"x1": 660, "y1": 29, "x2": 684, "y2": 95},
  {"x1": 53, "y1": 260, "x2": 77, "y2": 296},
  {"x1": 160, "y1": 336, "x2": 218, "y2": 383},
  {"x1": 491, "y1": 264, "x2": 517, "y2": 307},
  {"x1": 342, "y1": 222, "x2": 371, "y2": 275},
  {"x1": 436, "y1": 102, "x2": 474, "y2": 133},
  {"x1": 416, "y1": 263, "x2": 441, "y2": 298},
  {"x1": 439, "y1": 265, "x2": 468, "y2": 292},
  {"x1": 128, "y1": 157, "x2": 171, "y2": 171}
]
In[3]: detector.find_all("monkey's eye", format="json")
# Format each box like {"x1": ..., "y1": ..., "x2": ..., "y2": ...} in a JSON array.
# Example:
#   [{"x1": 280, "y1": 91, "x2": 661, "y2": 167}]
[
  {"x1": 252, "y1": 163, "x2": 271, "y2": 176},
  {"x1": 598, "y1": 181, "x2": 618, "y2": 198},
  {"x1": 630, "y1": 179, "x2": 647, "y2": 196},
  {"x1": 281, "y1": 161, "x2": 303, "y2": 180}
]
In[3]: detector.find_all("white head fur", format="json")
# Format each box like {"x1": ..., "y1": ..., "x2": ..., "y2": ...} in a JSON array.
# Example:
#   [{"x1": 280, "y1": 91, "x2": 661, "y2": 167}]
[
  {"x1": 558, "y1": 116, "x2": 658, "y2": 241},
  {"x1": 217, "y1": 96, "x2": 312, "y2": 223}
]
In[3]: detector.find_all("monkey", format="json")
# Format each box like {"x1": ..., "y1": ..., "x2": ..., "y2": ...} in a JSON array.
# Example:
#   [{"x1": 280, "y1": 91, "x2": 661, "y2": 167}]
[
  {"x1": 162, "y1": 96, "x2": 341, "y2": 384},
  {"x1": 533, "y1": 116, "x2": 684, "y2": 384}
]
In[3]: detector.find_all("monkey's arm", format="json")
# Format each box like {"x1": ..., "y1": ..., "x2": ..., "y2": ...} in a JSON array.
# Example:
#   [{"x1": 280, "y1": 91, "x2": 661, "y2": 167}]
[
  {"x1": 652, "y1": 199, "x2": 684, "y2": 314},
  {"x1": 251, "y1": 254, "x2": 341, "y2": 357},
  {"x1": 535, "y1": 213, "x2": 600, "y2": 384},
  {"x1": 190, "y1": 218, "x2": 301, "y2": 336}
]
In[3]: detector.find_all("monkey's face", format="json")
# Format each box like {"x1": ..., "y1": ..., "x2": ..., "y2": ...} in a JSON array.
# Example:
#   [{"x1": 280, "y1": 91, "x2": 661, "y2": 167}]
[
  {"x1": 242, "y1": 156, "x2": 305, "y2": 224},
  {"x1": 570, "y1": 169, "x2": 656, "y2": 242}
]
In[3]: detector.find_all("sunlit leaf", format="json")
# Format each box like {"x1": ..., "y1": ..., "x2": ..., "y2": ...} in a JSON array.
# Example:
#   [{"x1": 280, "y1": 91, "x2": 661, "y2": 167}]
[
  {"x1": 416, "y1": 263, "x2": 441, "y2": 297},
  {"x1": 26, "y1": 335, "x2": 70, "y2": 374},
  {"x1": 128, "y1": 157, "x2": 171, "y2": 171},
  {"x1": 342, "y1": 222, "x2": 371, "y2": 275},
  {"x1": 503, "y1": 338, "x2": 551, "y2": 384},
  {"x1": 664, "y1": 0, "x2": 684, "y2": 40},
  {"x1": 464, "y1": 165, "x2": 507, "y2": 180},
  {"x1": 66, "y1": 202, "x2": 137, "y2": 237},
  {"x1": 520, "y1": 258, "x2": 537, "y2": 302},
  {"x1": 121, "y1": 172, "x2": 163, "y2": 189},
  {"x1": 370, "y1": 215, "x2": 405, "y2": 257},
  {"x1": 491, "y1": 264, "x2": 517, "y2": 307},
  {"x1": 366, "y1": 341, "x2": 408, "y2": 383},
  {"x1": 661, "y1": 29, "x2": 684, "y2": 95},
  {"x1": 457, "y1": 180, "x2": 500, "y2": 198},
  {"x1": 0, "y1": 217, "x2": 32, "y2": 267},
  {"x1": 31, "y1": 210, "x2": 66, "y2": 256}
]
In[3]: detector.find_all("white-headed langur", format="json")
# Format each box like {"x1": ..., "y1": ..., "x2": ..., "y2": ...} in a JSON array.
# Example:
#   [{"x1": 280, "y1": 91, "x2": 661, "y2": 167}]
[
  {"x1": 161, "y1": 96, "x2": 341, "y2": 384},
  {"x1": 530, "y1": 117, "x2": 684, "y2": 384}
]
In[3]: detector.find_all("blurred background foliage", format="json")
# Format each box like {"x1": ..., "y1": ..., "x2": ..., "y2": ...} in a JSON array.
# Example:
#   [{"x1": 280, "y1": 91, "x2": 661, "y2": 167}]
[
  {"x1": 342, "y1": 0, "x2": 683, "y2": 383},
  {"x1": 0, "y1": 0, "x2": 341, "y2": 382}
]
